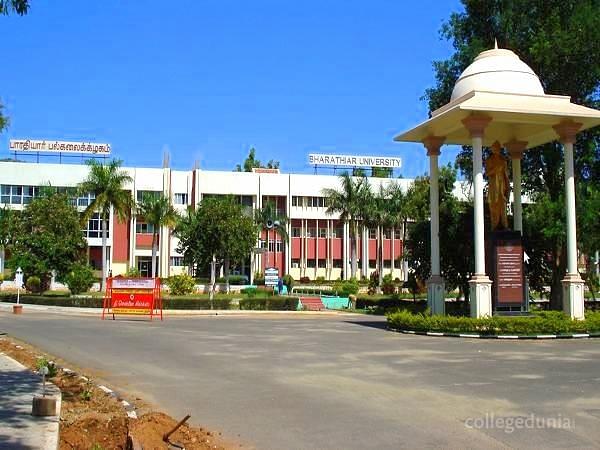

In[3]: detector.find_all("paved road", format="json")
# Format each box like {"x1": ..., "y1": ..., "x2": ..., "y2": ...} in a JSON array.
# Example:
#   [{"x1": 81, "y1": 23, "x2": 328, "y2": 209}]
[{"x1": 1, "y1": 311, "x2": 600, "y2": 449}]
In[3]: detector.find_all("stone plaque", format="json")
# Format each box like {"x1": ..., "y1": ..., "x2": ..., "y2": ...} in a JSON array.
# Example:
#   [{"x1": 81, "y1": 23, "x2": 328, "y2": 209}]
[{"x1": 491, "y1": 232, "x2": 526, "y2": 309}]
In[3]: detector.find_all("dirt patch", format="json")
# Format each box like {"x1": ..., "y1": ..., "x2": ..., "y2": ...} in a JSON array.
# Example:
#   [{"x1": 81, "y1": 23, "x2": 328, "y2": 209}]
[{"x1": 0, "y1": 336, "x2": 243, "y2": 450}]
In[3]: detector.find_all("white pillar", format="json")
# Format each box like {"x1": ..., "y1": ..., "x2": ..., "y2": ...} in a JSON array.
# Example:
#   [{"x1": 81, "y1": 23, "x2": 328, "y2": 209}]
[
  {"x1": 506, "y1": 140, "x2": 527, "y2": 233},
  {"x1": 423, "y1": 136, "x2": 446, "y2": 315},
  {"x1": 554, "y1": 120, "x2": 584, "y2": 319},
  {"x1": 463, "y1": 115, "x2": 493, "y2": 318}
]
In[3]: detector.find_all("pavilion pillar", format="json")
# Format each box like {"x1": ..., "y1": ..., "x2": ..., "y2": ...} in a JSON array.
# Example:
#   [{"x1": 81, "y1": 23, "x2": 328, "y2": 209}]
[
  {"x1": 423, "y1": 136, "x2": 445, "y2": 315},
  {"x1": 554, "y1": 120, "x2": 585, "y2": 320},
  {"x1": 463, "y1": 114, "x2": 493, "y2": 318},
  {"x1": 505, "y1": 140, "x2": 527, "y2": 233}
]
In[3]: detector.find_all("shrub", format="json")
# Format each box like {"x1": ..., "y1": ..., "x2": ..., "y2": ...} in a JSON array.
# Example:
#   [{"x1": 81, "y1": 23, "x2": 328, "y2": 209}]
[
  {"x1": 334, "y1": 278, "x2": 359, "y2": 297},
  {"x1": 254, "y1": 271, "x2": 265, "y2": 285},
  {"x1": 0, "y1": 273, "x2": 3, "y2": 282},
  {"x1": 26, "y1": 276, "x2": 41, "y2": 293},
  {"x1": 36, "y1": 357, "x2": 58, "y2": 378},
  {"x1": 282, "y1": 274, "x2": 294, "y2": 290},
  {"x1": 217, "y1": 275, "x2": 249, "y2": 285},
  {"x1": 387, "y1": 310, "x2": 600, "y2": 335},
  {"x1": 124, "y1": 267, "x2": 142, "y2": 278},
  {"x1": 166, "y1": 274, "x2": 196, "y2": 295},
  {"x1": 381, "y1": 274, "x2": 396, "y2": 295},
  {"x1": 64, "y1": 263, "x2": 95, "y2": 295},
  {"x1": 239, "y1": 297, "x2": 299, "y2": 311},
  {"x1": 299, "y1": 276, "x2": 310, "y2": 284},
  {"x1": 241, "y1": 287, "x2": 258, "y2": 298},
  {"x1": 315, "y1": 276, "x2": 326, "y2": 285},
  {"x1": 163, "y1": 297, "x2": 231, "y2": 310}
]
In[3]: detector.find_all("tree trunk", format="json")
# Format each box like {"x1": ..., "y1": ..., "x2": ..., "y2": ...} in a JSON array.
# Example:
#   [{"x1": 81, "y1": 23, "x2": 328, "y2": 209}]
[
  {"x1": 350, "y1": 222, "x2": 358, "y2": 279},
  {"x1": 151, "y1": 232, "x2": 157, "y2": 279},
  {"x1": 224, "y1": 257, "x2": 230, "y2": 294},
  {"x1": 101, "y1": 217, "x2": 107, "y2": 292},
  {"x1": 209, "y1": 254, "x2": 216, "y2": 309},
  {"x1": 549, "y1": 245, "x2": 566, "y2": 311},
  {"x1": 378, "y1": 226, "x2": 383, "y2": 291}
]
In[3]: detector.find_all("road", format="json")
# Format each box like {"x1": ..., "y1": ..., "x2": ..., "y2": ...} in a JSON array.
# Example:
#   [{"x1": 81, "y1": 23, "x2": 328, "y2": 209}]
[{"x1": 1, "y1": 310, "x2": 600, "y2": 449}]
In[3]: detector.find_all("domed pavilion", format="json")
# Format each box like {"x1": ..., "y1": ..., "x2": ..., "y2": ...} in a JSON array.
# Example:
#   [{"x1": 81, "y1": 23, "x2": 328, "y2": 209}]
[{"x1": 394, "y1": 43, "x2": 600, "y2": 319}]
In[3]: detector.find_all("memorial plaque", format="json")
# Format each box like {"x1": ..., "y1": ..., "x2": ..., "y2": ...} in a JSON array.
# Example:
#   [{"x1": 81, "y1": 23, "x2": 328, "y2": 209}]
[{"x1": 490, "y1": 231, "x2": 526, "y2": 310}]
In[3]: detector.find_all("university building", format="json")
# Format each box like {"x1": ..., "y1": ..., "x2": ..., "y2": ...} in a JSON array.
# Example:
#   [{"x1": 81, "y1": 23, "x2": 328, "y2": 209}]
[{"x1": 0, "y1": 159, "x2": 419, "y2": 283}]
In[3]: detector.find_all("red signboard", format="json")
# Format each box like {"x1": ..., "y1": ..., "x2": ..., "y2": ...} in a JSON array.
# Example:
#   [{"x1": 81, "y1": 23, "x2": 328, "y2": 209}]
[
  {"x1": 102, "y1": 277, "x2": 163, "y2": 320},
  {"x1": 491, "y1": 232, "x2": 526, "y2": 310}
]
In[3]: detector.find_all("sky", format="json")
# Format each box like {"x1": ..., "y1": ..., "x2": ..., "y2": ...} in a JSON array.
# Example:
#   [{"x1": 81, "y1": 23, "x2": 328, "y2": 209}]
[{"x1": 0, "y1": 0, "x2": 464, "y2": 177}]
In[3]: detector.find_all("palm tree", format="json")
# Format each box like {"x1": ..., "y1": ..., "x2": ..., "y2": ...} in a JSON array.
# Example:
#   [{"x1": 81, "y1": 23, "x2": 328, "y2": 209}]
[
  {"x1": 254, "y1": 201, "x2": 289, "y2": 271},
  {"x1": 386, "y1": 182, "x2": 411, "y2": 281},
  {"x1": 322, "y1": 172, "x2": 368, "y2": 279},
  {"x1": 79, "y1": 159, "x2": 133, "y2": 291},
  {"x1": 363, "y1": 184, "x2": 394, "y2": 289},
  {"x1": 136, "y1": 194, "x2": 179, "y2": 278}
]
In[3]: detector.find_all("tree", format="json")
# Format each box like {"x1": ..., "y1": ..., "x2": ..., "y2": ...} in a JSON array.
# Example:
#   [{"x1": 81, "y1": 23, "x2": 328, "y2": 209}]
[
  {"x1": 136, "y1": 194, "x2": 179, "y2": 278},
  {"x1": 175, "y1": 196, "x2": 258, "y2": 302},
  {"x1": 0, "y1": 0, "x2": 29, "y2": 15},
  {"x1": 371, "y1": 167, "x2": 393, "y2": 178},
  {"x1": 79, "y1": 159, "x2": 133, "y2": 291},
  {"x1": 235, "y1": 147, "x2": 280, "y2": 172},
  {"x1": 404, "y1": 166, "x2": 475, "y2": 311},
  {"x1": 4, "y1": 192, "x2": 87, "y2": 289},
  {"x1": 254, "y1": 201, "x2": 289, "y2": 272},
  {"x1": 322, "y1": 172, "x2": 369, "y2": 279},
  {"x1": 424, "y1": 0, "x2": 600, "y2": 310},
  {"x1": 386, "y1": 182, "x2": 411, "y2": 281}
]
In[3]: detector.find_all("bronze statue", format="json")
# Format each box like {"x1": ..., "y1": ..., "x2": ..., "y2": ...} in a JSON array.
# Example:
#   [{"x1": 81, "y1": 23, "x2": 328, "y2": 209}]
[{"x1": 485, "y1": 141, "x2": 510, "y2": 230}]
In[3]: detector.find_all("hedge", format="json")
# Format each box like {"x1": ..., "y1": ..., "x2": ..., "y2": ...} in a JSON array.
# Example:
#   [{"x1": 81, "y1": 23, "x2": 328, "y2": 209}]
[
  {"x1": 239, "y1": 297, "x2": 299, "y2": 311},
  {"x1": 387, "y1": 310, "x2": 600, "y2": 335}
]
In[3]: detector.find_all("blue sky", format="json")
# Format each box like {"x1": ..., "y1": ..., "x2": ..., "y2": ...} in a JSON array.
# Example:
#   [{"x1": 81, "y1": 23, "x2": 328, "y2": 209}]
[{"x1": 0, "y1": 0, "x2": 463, "y2": 177}]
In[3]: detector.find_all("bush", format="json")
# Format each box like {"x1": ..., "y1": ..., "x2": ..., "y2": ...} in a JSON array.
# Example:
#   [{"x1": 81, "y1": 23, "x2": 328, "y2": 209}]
[
  {"x1": 282, "y1": 274, "x2": 294, "y2": 290},
  {"x1": 334, "y1": 278, "x2": 359, "y2": 297},
  {"x1": 239, "y1": 297, "x2": 299, "y2": 311},
  {"x1": 241, "y1": 287, "x2": 258, "y2": 298},
  {"x1": 0, "y1": 273, "x2": 3, "y2": 282},
  {"x1": 36, "y1": 357, "x2": 58, "y2": 378},
  {"x1": 254, "y1": 271, "x2": 265, "y2": 285},
  {"x1": 381, "y1": 274, "x2": 396, "y2": 295},
  {"x1": 387, "y1": 310, "x2": 600, "y2": 335},
  {"x1": 299, "y1": 276, "x2": 310, "y2": 284},
  {"x1": 163, "y1": 297, "x2": 231, "y2": 309},
  {"x1": 315, "y1": 276, "x2": 326, "y2": 285},
  {"x1": 65, "y1": 263, "x2": 95, "y2": 295},
  {"x1": 26, "y1": 276, "x2": 41, "y2": 293},
  {"x1": 217, "y1": 275, "x2": 249, "y2": 285},
  {"x1": 125, "y1": 267, "x2": 142, "y2": 278},
  {"x1": 166, "y1": 274, "x2": 196, "y2": 295}
]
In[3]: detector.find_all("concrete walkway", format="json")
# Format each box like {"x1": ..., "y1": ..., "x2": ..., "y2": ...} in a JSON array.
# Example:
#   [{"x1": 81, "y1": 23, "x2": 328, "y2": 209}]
[{"x1": 0, "y1": 352, "x2": 60, "y2": 450}]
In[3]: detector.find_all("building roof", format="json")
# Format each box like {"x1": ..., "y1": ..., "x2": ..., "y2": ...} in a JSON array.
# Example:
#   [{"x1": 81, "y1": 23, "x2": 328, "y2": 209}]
[{"x1": 395, "y1": 46, "x2": 600, "y2": 149}]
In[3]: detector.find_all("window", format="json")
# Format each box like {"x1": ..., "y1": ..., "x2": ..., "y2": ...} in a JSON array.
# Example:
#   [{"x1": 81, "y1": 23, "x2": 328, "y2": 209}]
[
  {"x1": 240, "y1": 195, "x2": 253, "y2": 207},
  {"x1": 395, "y1": 229, "x2": 402, "y2": 240},
  {"x1": 174, "y1": 193, "x2": 188, "y2": 205},
  {"x1": 268, "y1": 240, "x2": 283, "y2": 252},
  {"x1": 0, "y1": 185, "x2": 11, "y2": 203},
  {"x1": 369, "y1": 260, "x2": 376, "y2": 269},
  {"x1": 318, "y1": 197, "x2": 325, "y2": 207},
  {"x1": 136, "y1": 222, "x2": 155, "y2": 234},
  {"x1": 333, "y1": 259, "x2": 343, "y2": 269},
  {"x1": 23, "y1": 186, "x2": 36, "y2": 204},
  {"x1": 170, "y1": 256, "x2": 184, "y2": 266},
  {"x1": 291, "y1": 259, "x2": 300, "y2": 268},
  {"x1": 331, "y1": 227, "x2": 344, "y2": 238},
  {"x1": 318, "y1": 259, "x2": 327, "y2": 268},
  {"x1": 9, "y1": 185, "x2": 22, "y2": 204},
  {"x1": 137, "y1": 190, "x2": 161, "y2": 202},
  {"x1": 384, "y1": 260, "x2": 392, "y2": 268},
  {"x1": 369, "y1": 228, "x2": 377, "y2": 239},
  {"x1": 292, "y1": 196, "x2": 300, "y2": 207},
  {"x1": 384, "y1": 229, "x2": 392, "y2": 239},
  {"x1": 306, "y1": 228, "x2": 316, "y2": 238},
  {"x1": 75, "y1": 192, "x2": 95, "y2": 208},
  {"x1": 307, "y1": 259, "x2": 316, "y2": 268},
  {"x1": 319, "y1": 228, "x2": 327, "y2": 238},
  {"x1": 292, "y1": 227, "x2": 301, "y2": 238},
  {"x1": 83, "y1": 213, "x2": 109, "y2": 238}
]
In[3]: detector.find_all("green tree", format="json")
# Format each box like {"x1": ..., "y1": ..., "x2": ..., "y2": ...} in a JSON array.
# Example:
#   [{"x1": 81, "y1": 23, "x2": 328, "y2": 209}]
[
  {"x1": 424, "y1": 0, "x2": 600, "y2": 310},
  {"x1": 235, "y1": 147, "x2": 280, "y2": 172},
  {"x1": 136, "y1": 194, "x2": 179, "y2": 278},
  {"x1": 0, "y1": 0, "x2": 29, "y2": 15},
  {"x1": 371, "y1": 167, "x2": 393, "y2": 178},
  {"x1": 322, "y1": 172, "x2": 369, "y2": 279},
  {"x1": 5, "y1": 192, "x2": 87, "y2": 289},
  {"x1": 79, "y1": 159, "x2": 133, "y2": 291},
  {"x1": 254, "y1": 201, "x2": 289, "y2": 271},
  {"x1": 175, "y1": 196, "x2": 258, "y2": 301},
  {"x1": 404, "y1": 166, "x2": 475, "y2": 310}
]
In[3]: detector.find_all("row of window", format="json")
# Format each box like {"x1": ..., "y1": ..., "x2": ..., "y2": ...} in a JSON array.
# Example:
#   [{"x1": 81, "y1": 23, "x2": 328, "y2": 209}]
[
  {"x1": 83, "y1": 213, "x2": 109, "y2": 239},
  {"x1": 291, "y1": 196, "x2": 329, "y2": 208},
  {"x1": 291, "y1": 227, "x2": 344, "y2": 238},
  {"x1": 0, "y1": 185, "x2": 189, "y2": 207},
  {"x1": 291, "y1": 259, "x2": 396, "y2": 269}
]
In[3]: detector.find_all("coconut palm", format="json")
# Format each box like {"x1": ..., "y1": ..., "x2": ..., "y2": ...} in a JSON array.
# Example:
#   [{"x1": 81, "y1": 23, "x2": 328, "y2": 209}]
[
  {"x1": 254, "y1": 201, "x2": 289, "y2": 270},
  {"x1": 79, "y1": 159, "x2": 133, "y2": 291},
  {"x1": 136, "y1": 193, "x2": 179, "y2": 278},
  {"x1": 322, "y1": 172, "x2": 369, "y2": 279}
]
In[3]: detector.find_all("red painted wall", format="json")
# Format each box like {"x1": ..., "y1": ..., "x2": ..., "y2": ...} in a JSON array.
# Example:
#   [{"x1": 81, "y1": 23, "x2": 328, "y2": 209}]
[
  {"x1": 291, "y1": 238, "x2": 301, "y2": 258},
  {"x1": 331, "y1": 239, "x2": 342, "y2": 258},
  {"x1": 112, "y1": 217, "x2": 130, "y2": 263},
  {"x1": 136, "y1": 234, "x2": 155, "y2": 248}
]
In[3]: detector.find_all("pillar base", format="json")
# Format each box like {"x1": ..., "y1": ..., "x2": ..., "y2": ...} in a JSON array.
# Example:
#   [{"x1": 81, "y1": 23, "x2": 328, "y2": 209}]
[
  {"x1": 469, "y1": 274, "x2": 493, "y2": 318},
  {"x1": 426, "y1": 275, "x2": 445, "y2": 315},
  {"x1": 562, "y1": 274, "x2": 585, "y2": 320}
]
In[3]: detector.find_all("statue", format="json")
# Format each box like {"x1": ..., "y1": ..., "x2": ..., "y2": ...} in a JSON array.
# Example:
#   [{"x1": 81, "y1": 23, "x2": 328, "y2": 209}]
[{"x1": 485, "y1": 141, "x2": 510, "y2": 230}]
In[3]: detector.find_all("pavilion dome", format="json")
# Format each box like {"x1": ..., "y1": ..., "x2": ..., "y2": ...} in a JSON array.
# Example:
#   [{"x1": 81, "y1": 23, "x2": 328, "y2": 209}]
[{"x1": 450, "y1": 45, "x2": 545, "y2": 102}]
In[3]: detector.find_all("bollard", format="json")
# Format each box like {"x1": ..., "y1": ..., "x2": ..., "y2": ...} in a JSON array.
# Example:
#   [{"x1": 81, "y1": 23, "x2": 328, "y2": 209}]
[
  {"x1": 32, "y1": 365, "x2": 58, "y2": 416},
  {"x1": 13, "y1": 304, "x2": 23, "y2": 314}
]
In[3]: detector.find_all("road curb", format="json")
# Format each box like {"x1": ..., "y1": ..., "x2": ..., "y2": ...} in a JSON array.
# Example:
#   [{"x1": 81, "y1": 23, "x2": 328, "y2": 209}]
[{"x1": 389, "y1": 328, "x2": 600, "y2": 339}]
